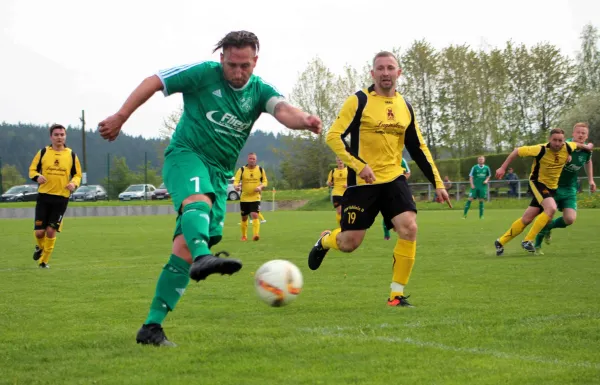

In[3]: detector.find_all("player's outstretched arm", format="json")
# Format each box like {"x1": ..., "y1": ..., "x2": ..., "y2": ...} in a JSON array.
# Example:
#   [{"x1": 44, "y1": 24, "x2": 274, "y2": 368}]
[
  {"x1": 99, "y1": 75, "x2": 164, "y2": 142},
  {"x1": 585, "y1": 160, "x2": 596, "y2": 193},
  {"x1": 496, "y1": 148, "x2": 519, "y2": 179},
  {"x1": 272, "y1": 102, "x2": 322, "y2": 134}
]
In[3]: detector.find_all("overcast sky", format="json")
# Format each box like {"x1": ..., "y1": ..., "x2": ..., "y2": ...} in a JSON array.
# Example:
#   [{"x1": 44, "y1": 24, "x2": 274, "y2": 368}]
[{"x1": 1, "y1": 0, "x2": 598, "y2": 139}]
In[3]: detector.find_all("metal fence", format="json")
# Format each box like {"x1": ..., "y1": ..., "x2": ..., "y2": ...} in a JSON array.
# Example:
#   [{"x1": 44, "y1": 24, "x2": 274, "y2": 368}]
[{"x1": 408, "y1": 176, "x2": 599, "y2": 202}]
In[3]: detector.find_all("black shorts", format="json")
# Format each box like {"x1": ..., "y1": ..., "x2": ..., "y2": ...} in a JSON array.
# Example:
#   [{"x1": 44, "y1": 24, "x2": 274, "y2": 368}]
[
  {"x1": 341, "y1": 176, "x2": 417, "y2": 231},
  {"x1": 528, "y1": 181, "x2": 556, "y2": 209},
  {"x1": 240, "y1": 201, "x2": 260, "y2": 216},
  {"x1": 332, "y1": 195, "x2": 343, "y2": 208},
  {"x1": 34, "y1": 193, "x2": 69, "y2": 231}
]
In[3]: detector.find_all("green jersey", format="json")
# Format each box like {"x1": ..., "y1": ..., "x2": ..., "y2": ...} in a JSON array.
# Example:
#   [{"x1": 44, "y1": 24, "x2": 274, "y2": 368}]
[
  {"x1": 558, "y1": 139, "x2": 592, "y2": 189},
  {"x1": 401, "y1": 158, "x2": 410, "y2": 175},
  {"x1": 158, "y1": 61, "x2": 284, "y2": 176},
  {"x1": 469, "y1": 164, "x2": 491, "y2": 187}
]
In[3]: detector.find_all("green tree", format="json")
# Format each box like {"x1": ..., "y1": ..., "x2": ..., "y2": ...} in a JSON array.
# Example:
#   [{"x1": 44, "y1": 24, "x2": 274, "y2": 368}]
[
  {"x1": 102, "y1": 156, "x2": 135, "y2": 199},
  {"x1": 558, "y1": 91, "x2": 600, "y2": 143},
  {"x1": 504, "y1": 42, "x2": 536, "y2": 143},
  {"x1": 1, "y1": 164, "x2": 26, "y2": 191},
  {"x1": 280, "y1": 57, "x2": 337, "y2": 188},
  {"x1": 529, "y1": 43, "x2": 577, "y2": 138},
  {"x1": 401, "y1": 40, "x2": 440, "y2": 158},
  {"x1": 576, "y1": 24, "x2": 600, "y2": 93}
]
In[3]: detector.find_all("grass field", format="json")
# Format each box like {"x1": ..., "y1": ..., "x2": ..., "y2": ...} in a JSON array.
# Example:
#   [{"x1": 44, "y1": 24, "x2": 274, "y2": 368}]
[{"x1": 1, "y1": 209, "x2": 599, "y2": 384}]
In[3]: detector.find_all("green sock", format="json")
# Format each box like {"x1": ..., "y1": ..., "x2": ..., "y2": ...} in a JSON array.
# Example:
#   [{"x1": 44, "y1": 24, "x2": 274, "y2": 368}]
[
  {"x1": 463, "y1": 200, "x2": 472, "y2": 216},
  {"x1": 383, "y1": 220, "x2": 391, "y2": 238},
  {"x1": 181, "y1": 201, "x2": 211, "y2": 259},
  {"x1": 550, "y1": 216, "x2": 568, "y2": 229},
  {"x1": 479, "y1": 201, "x2": 484, "y2": 218},
  {"x1": 145, "y1": 254, "x2": 191, "y2": 325}
]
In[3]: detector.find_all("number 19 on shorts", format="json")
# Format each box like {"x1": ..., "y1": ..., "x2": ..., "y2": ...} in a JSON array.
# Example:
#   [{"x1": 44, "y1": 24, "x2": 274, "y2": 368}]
[{"x1": 347, "y1": 212, "x2": 357, "y2": 224}]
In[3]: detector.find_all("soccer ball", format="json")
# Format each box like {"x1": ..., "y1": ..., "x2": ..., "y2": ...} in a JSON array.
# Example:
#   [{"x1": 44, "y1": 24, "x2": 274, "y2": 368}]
[{"x1": 254, "y1": 259, "x2": 303, "y2": 307}]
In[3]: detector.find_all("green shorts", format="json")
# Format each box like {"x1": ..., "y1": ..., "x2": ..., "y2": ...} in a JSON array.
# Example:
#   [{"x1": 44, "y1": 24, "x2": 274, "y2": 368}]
[
  {"x1": 469, "y1": 186, "x2": 487, "y2": 199},
  {"x1": 554, "y1": 187, "x2": 577, "y2": 211},
  {"x1": 163, "y1": 147, "x2": 228, "y2": 243}
]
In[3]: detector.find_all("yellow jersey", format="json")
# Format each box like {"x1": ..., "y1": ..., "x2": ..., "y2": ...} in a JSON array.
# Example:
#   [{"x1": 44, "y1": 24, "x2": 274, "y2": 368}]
[
  {"x1": 234, "y1": 165, "x2": 268, "y2": 202},
  {"x1": 327, "y1": 85, "x2": 443, "y2": 188},
  {"x1": 518, "y1": 141, "x2": 578, "y2": 189},
  {"x1": 29, "y1": 146, "x2": 82, "y2": 199},
  {"x1": 327, "y1": 167, "x2": 348, "y2": 197}
]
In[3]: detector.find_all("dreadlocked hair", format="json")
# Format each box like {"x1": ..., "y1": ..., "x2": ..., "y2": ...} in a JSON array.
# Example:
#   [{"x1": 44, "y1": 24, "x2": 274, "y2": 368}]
[{"x1": 213, "y1": 30, "x2": 260, "y2": 53}]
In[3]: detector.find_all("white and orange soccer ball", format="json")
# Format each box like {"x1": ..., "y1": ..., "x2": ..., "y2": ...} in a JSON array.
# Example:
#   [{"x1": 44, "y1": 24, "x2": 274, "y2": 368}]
[{"x1": 254, "y1": 260, "x2": 303, "y2": 307}]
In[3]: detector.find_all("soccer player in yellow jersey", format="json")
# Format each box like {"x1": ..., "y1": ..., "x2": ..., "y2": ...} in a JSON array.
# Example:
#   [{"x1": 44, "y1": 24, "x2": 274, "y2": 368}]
[
  {"x1": 28, "y1": 124, "x2": 82, "y2": 268},
  {"x1": 234, "y1": 152, "x2": 268, "y2": 241},
  {"x1": 307, "y1": 51, "x2": 451, "y2": 307},
  {"x1": 494, "y1": 128, "x2": 593, "y2": 255},
  {"x1": 327, "y1": 157, "x2": 348, "y2": 226}
]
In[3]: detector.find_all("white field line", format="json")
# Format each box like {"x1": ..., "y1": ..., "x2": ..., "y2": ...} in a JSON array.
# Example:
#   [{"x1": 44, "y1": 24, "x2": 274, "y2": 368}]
[{"x1": 299, "y1": 323, "x2": 600, "y2": 370}]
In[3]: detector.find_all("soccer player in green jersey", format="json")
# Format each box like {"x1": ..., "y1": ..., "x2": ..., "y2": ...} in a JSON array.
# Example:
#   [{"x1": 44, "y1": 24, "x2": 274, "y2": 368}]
[
  {"x1": 534, "y1": 123, "x2": 596, "y2": 253},
  {"x1": 463, "y1": 156, "x2": 491, "y2": 219},
  {"x1": 98, "y1": 31, "x2": 322, "y2": 346},
  {"x1": 383, "y1": 158, "x2": 411, "y2": 240}
]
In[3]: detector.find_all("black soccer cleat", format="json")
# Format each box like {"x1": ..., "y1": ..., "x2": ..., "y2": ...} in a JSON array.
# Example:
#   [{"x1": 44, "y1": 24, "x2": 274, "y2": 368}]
[
  {"x1": 494, "y1": 239, "x2": 504, "y2": 256},
  {"x1": 189, "y1": 252, "x2": 242, "y2": 282},
  {"x1": 33, "y1": 246, "x2": 43, "y2": 261},
  {"x1": 38, "y1": 262, "x2": 50, "y2": 269},
  {"x1": 136, "y1": 323, "x2": 176, "y2": 347},
  {"x1": 308, "y1": 230, "x2": 331, "y2": 271},
  {"x1": 521, "y1": 241, "x2": 536, "y2": 253},
  {"x1": 387, "y1": 295, "x2": 414, "y2": 307}
]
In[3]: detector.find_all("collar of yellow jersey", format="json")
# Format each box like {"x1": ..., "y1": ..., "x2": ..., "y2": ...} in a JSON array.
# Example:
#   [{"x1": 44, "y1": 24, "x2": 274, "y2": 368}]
[{"x1": 367, "y1": 84, "x2": 400, "y2": 97}]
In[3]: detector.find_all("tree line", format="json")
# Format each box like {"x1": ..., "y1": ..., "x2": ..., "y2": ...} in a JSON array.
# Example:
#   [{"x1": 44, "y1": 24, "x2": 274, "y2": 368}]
[{"x1": 278, "y1": 24, "x2": 600, "y2": 188}]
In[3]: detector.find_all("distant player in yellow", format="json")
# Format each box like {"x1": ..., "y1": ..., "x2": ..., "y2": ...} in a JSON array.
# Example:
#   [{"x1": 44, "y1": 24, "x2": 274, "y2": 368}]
[
  {"x1": 494, "y1": 128, "x2": 593, "y2": 255},
  {"x1": 327, "y1": 157, "x2": 348, "y2": 226},
  {"x1": 28, "y1": 124, "x2": 82, "y2": 268},
  {"x1": 234, "y1": 152, "x2": 268, "y2": 241}
]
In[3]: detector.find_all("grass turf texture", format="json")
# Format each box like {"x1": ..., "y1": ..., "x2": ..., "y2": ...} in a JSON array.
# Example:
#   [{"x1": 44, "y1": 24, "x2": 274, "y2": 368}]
[{"x1": 0, "y1": 210, "x2": 599, "y2": 384}]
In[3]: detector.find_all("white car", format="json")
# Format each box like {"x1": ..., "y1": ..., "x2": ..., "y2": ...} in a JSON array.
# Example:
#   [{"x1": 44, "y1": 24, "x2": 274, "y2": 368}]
[
  {"x1": 118, "y1": 184, "x2": 156, "y2": 201},
  {"x1": 227, "y1": 178, "x2": 240, "y2": 201}
]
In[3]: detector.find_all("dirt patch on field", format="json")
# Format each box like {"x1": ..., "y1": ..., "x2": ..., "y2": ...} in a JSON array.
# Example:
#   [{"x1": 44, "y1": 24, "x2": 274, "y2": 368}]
[{"x1": 276, "y1": 200, "x2": 309, "y2": 210}]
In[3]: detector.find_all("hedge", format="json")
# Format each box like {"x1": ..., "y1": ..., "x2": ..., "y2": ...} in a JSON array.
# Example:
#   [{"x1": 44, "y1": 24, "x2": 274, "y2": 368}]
[{"x1": 407, "y1": 148, "x2": 600, "y2": 183}]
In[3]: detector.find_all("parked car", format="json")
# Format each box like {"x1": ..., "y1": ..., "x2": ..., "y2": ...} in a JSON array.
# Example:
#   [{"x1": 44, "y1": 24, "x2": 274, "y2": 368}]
[
  {"x1": 227, "y1": 178, "x2": 240, "y2": 201},
  {"x1": 1, "y1": 185, "x2": 38, "y2": 202},
  {"x1": 152, "y1": 183, "x2": 170, "y2": 200},
  {"x1": 71, "y1": 185, "x2": 108, "y2": 202},
  {"x1": 118, "y1": 184, "x2": 156, "y2": 201}
]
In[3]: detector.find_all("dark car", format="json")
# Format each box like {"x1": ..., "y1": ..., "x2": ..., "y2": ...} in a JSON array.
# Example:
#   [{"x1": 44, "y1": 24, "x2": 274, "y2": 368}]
[
  {"x1": 1, "y1": 185, "x2": 38, "y2": 202},
  {"x1": 71, "y1": 185, "x2": 108, "y2": 202},
  {"x1": 152, "y1": 183, "x2": 170, "y2": 200}
]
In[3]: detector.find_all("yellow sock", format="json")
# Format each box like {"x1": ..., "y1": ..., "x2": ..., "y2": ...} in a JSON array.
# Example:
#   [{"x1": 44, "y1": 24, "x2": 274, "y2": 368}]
[
  {"x1": 498, "y1": 218, "x2": 527, "y2": 245},
  {"x1": 524, "y1": 212, "x2": 552, "y2": 242},
  {"x1": 390, "y1": 239, "x2": 417, "y2": 297},
  {"x1": 252, "y1": 219, "x2": 260, "y2": 237},
  {"x1": 321, "y1": 228, "x2": 341, "y2": 250},
  {"x1": 41, "y1": 237, "x2": 57, "y2": 264},
  {"x1": 335, "y1": 213, "x2": 341, "y2": 226},
  {"x1": 241, "y1": 219, "x2": 248, "y2": 238},
  {"x1": 258, "y1": 213, "x2": 265, "y2": 221},
  {"x1": 34, "y1": 232, "x2": 45, "y2": 250}
]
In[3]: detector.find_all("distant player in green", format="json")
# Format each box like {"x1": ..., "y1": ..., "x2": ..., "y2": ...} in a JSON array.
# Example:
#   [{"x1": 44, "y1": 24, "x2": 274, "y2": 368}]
[
  {"x1": 98, "y1": 31, "x2": 322, "y2": 346},
  {"x1": 463, "y1": 156, "x2": 491, "y2": 219},
  {"x1": 534, "y1": 123, "x2": 596, "y2": 254},
  {"x1": 383, "y1": 158, "x2": 411, "y2": 240}
]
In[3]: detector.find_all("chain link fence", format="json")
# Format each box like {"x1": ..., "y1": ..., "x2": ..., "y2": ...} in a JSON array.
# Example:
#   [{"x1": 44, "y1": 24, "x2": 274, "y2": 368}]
[{"x1": 408, "y1": 177, "x2": 599, "y2": 202}]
